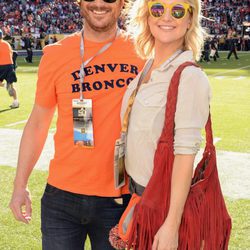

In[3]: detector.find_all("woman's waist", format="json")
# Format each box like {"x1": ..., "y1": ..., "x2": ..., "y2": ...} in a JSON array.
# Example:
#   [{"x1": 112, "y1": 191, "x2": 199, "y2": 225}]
[{"x1": 128, "y1": 176, "x2": 145, "y2": 196}]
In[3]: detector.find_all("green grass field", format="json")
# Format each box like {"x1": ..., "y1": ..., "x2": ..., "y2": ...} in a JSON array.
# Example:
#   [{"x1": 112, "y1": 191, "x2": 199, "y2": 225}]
[
  {"x1": 0, "y1": 52, "x2": 249, "y2": 249},
  {"x1": 0, "y1": 165, "x2": 249, "y2": 250},
  {"x1": 1, "y1": 52, "x2": 250, "y2": 151}
]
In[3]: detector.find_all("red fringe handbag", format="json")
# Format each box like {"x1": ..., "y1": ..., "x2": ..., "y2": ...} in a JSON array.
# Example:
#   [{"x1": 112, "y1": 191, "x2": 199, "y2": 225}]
[{"x1": 109, "y1": 61, "x2": 232, "y2": 250}]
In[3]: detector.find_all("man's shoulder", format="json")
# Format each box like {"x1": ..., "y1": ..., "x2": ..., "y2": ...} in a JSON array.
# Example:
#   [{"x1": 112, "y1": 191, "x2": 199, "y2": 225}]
[
  {"x1": 58, "y1": 32, "x2": 81, "y2": 46},
  {"x1": 0, "y1": 39, "x2": 10, "y2": 46},
  {"x1": 0, "y1": 40, "x2": 12, "y2": 51},
  {"x1": 43, "y1": 32, "x2": 80, "y2": 56},
  {"x1": 115, "y1": 32, "x2": 141, "y2": 59},
  {"x1": 117, "y1": 31, "x2": 134, "y2": 46}
]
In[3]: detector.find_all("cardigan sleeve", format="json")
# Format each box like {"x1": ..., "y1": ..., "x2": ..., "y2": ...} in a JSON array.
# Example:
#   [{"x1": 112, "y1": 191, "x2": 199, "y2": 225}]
[{"x1": 174, "y1": 66, "x2": 211, "y2": 155}]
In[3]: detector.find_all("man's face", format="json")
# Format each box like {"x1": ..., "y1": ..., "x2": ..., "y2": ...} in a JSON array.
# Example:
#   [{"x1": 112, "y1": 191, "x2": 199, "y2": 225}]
[{"x1": 80, "y1": 0, "x2": 124, "y2": 32}]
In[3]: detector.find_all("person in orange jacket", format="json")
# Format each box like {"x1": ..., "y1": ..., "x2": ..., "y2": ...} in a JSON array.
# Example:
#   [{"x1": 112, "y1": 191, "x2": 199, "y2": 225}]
[{"x1": 0, "y1": 29, "x2": 19, "y2": 108}]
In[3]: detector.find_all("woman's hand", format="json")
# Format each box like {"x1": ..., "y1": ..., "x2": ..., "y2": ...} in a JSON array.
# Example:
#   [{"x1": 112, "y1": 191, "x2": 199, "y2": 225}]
[
  {"x1": 152, "y1": 221, "x2": 179, "y2": 250},
  {"x1": 151, "y1": 154, "x2": 194, "y2": 249}
]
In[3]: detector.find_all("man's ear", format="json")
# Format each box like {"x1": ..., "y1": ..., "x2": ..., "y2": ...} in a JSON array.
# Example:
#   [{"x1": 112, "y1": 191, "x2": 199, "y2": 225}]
[{"x1": 121, "y1": 0, "x2": 125, "y2": 9}]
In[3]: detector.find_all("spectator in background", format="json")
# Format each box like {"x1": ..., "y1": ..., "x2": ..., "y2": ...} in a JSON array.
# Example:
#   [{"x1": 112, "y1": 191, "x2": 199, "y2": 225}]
[
  {"x1": 213, "y1": 36, "x2": 220, "y2": 58},
  {"x1": 210, "y1": 37, "x2": 219, "y2": 61},
  {"x1": 227, "y1": 36, "x2": 239, "y2": 60},
  {"x1": 203, "y1": 38, "x2": 210, "y2": 62},
  {"x1": 20, "y1": 36, "x2": 25, "y2": 49},
  {"x1": 14, "y1": 37, "x2": 19, "y2": 50},
  {"x1": 24, "y1": 33, "x2": 33, "y2": 63},
  {"x1": 52, "y1": 35, "x2": 57, "y2": 43},
  {"x1": 48, "y1": 36, "x2": 54, "y2": 44},
  {"x1": 218, "y1": 35, "x2": 226, "y2": 50},
  {"x1": 12, "y1": 51, "x2": 18, "y2": 70},
  {"x1": 0, "y1": 29, "x2": 19, "y2": 108},
  {"x1": 36, "y1": 38, "x2": 42, "y2": 50}
]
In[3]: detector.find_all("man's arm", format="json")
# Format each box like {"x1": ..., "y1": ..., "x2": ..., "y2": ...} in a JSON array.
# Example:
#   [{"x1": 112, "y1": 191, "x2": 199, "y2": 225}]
[{"x1": 9, "y1": 104, "x2": 55, "y2": 224}]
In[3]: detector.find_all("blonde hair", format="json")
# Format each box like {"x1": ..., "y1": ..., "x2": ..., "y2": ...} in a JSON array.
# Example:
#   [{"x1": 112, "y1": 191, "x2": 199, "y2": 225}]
[{"x1": 127, "y1": 0, "x2": 206, "y2": 60}]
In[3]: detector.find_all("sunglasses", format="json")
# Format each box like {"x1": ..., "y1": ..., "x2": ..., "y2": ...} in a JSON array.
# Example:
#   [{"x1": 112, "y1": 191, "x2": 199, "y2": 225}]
[
  {"x1": 82, "y1": 0, "x2": 117, "y2": 3},
  {"x1": 148, "y1": 1, "x2": 192, "y2": 20}
]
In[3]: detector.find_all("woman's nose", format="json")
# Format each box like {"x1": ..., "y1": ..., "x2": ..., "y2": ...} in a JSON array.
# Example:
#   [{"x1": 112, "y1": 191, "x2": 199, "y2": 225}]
[{"x1": 162, "y1": 8, "x2": 173, "y2": 21}]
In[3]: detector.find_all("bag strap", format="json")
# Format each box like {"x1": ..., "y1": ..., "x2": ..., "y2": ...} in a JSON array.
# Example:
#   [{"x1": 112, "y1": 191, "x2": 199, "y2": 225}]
[{"x1": 160, "y1": 61, "x2": 214, "y2": 150}]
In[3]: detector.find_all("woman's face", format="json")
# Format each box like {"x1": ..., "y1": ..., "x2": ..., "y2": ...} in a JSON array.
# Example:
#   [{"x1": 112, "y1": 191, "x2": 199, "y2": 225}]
[{"x1": 147, "y1": 0, "x2": 192, "y2": 49}]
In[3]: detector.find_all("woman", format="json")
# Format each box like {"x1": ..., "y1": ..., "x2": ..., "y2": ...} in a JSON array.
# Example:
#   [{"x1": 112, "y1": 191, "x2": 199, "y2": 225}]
[{"x1": 120, "y1": 0, "x2": 211, "y2": 249}]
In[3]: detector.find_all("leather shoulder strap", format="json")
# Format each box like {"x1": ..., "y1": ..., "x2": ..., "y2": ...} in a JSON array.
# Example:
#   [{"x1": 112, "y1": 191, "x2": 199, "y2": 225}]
[{"x1": 159, "y1": 62, "x2": 214, "y2": 149}]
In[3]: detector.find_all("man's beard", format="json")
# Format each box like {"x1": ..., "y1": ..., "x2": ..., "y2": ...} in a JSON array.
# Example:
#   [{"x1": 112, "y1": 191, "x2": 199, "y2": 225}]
[{"x1": 81, "y1": 7, "x2": 118, "y2": 32}]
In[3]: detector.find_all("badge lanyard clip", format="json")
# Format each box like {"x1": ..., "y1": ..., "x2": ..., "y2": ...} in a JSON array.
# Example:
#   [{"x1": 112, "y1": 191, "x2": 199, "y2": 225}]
[
  {"x1": 73, "y1": 29, "x2": 120, "y2": 148},
  {"x1": 78, "y1": 29, "x2": 120, "y2": 101}
]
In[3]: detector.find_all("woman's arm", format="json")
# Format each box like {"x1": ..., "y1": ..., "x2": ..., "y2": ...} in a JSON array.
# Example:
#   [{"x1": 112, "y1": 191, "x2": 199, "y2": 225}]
[
  {"x1": 152, "y1": 154, "x2": 194, "y2": 250},
  {"x1": 152, "y1": 66, "x2": 210, "y2": 250}
]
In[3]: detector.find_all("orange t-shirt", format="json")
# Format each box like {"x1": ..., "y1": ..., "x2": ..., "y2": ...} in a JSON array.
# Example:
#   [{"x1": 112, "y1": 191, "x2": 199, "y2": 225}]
[
  {"x1": 0, "y1": 40, "x2": 13, "y2": 65},
  {"x1": 35, "y1": 32, "x2": 145, "y2": 196}
]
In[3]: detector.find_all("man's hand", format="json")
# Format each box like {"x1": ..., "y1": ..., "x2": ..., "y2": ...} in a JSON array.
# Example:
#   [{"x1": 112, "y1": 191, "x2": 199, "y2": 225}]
[
  {"x1": 9, "y1": 186, "x2": 32, "y2": 224},
  {"x1": 8, "y1": 104, "x2": 55, "y2": 224}
]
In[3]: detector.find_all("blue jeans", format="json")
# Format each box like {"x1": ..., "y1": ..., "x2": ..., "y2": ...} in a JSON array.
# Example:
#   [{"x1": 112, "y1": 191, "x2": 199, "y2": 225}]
[{"x1": 41, "y1": 184, "x2": 130, "y2": 250}]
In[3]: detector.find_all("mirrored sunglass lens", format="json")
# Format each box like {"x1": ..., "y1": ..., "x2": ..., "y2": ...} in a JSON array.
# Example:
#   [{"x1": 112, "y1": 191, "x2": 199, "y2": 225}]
[
  {"x1": 150, "y1": 3, "x2": 165, "y2": 18},
  {"x1": 83, "y1": 0, "x2": 116, "y2": 2},
  {"x1": 172, "y1": 4, "x2": 186, "y2": 18},
  {"x1": 103, "y1": 0, "x2": 117, "y2": 3}
]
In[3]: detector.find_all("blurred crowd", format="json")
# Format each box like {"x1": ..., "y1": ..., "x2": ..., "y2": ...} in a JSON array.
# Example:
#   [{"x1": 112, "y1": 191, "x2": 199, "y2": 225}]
[
  {"x1": 201, "y1": 0, "x2": 250, "y2": 35},
  {"x1": 0, "y1": 0, "x2": 82, "y2": 37},
  {"x1": 0, "y1": 0, "x2": 250, "y2": 51}
]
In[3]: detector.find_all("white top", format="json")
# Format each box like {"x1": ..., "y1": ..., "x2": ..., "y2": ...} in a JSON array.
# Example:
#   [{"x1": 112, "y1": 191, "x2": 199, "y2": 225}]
[{"x1": 121, "y1": 50, "x2": 211, "y2": 187}]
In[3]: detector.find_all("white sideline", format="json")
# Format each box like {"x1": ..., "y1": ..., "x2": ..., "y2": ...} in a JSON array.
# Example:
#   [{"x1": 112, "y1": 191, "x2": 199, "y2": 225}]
[
  {"x1": 0, "y1": 128, "x2": 249, "y2": 200},
  {"x1": 209, "y1": 65, "x2": 250, "y2": 77},
  {"x1": 5, "y1": 119, "x2": 28, "y2": 127}
]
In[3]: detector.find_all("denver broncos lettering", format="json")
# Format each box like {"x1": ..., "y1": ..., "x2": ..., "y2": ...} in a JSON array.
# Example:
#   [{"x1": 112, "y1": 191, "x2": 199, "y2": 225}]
[{"x1": 71, "y1": 63, "x2": 139, "y2": 92}]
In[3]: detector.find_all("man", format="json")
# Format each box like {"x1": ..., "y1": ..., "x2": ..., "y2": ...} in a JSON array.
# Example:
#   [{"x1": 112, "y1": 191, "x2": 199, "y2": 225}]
[
  {"x1": 9, "y1": 0, "x2": 144, "y2": 249},
  {"x1": 227, "y1": 36, "x2": 239, "y2": 60},
  {"x1": 0, "y1": 29, "x2": 19, "y2": 108},
  {"x1": 210, "y1": 37, "x2": 219, "y2": 62},
  {"x1": 24, "y1": 33, "x2": 33, "y2": 63},
  {"x1": 203, "y1": 38, "x2": 210, "y2": 62}
]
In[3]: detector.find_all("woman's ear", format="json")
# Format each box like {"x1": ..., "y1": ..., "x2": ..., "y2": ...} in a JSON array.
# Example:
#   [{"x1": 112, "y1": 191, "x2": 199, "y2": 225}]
[{"x1": 187, "y1": 16, "x2": 192, "y2": 30}]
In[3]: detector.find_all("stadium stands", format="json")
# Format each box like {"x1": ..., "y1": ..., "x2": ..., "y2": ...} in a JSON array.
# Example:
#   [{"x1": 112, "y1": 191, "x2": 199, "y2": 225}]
[
  {"x1": 201, "y1": 0, "x2": 250, "y2": 36},
  {"x1": 0, "y1": 0, "x2": 82, "y2": 36},
  {"x1": 0, "y1": 0, "x2": 249, "y2": 50}
]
